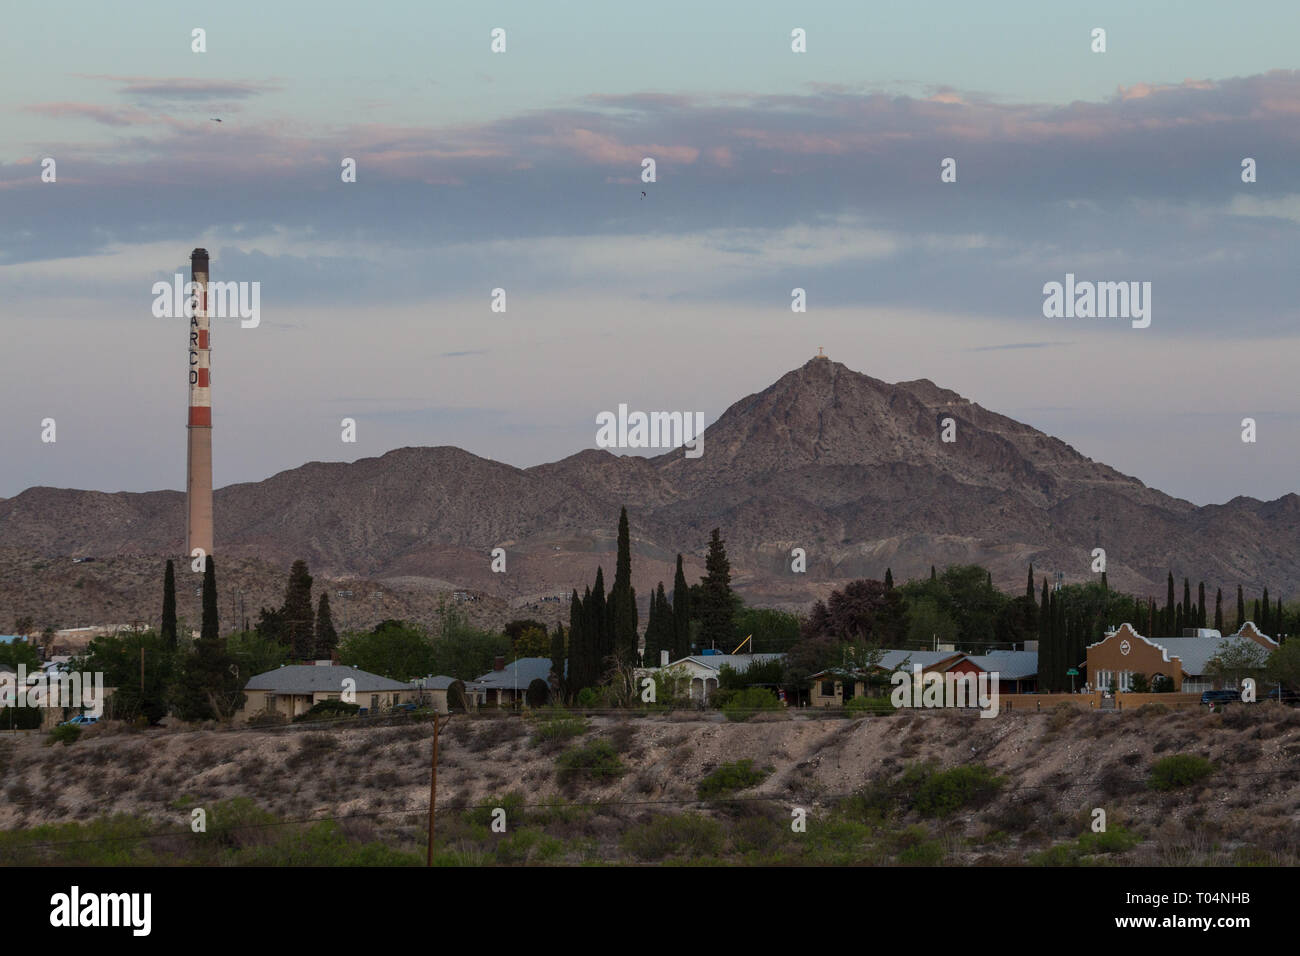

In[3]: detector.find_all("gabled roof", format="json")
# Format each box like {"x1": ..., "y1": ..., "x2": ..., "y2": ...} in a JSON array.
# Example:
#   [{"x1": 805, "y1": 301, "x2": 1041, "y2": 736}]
[
  {"x1": 665, "y1": 653, "x2": 784, "y2": 673},
  {"x1": 1142, "y1": 636, "x2": 1272, "y2": 676},
  {"x1": 810, "y1": 650, "x2": 965, "y2": 680},
  {"x1": 415, "y1": 675, "x2": 461, "y2": 691},
  {"x1": 962, "y1": 651, "x2": 1039, "y2": 680},
  {"x1": 244, "y1": 665, "x2": 412, "y2": 694},
  {"x1": 471, "y1": 657, "x2": 557, "y2": 690}
]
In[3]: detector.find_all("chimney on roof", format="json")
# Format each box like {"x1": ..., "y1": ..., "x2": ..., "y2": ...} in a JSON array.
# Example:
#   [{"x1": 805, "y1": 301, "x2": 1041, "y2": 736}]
[
  {"x1": 660, "y1": 650, "x2": 669, "y2": 667},
  {"x1": 494, "y1": 655, "x2": 506, "y2": 672}
]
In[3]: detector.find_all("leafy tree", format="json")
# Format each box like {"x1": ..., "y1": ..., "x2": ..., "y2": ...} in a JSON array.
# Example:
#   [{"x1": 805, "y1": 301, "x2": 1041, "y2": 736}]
[
  {"x1": 503, "y1": 619, "x2": 547, "y2": 642},
  {"x1": 905, "y1": 596, "x2": 958, "y2": 649},
  {"x1": 281, "y1": 560, "x2": 315, "y2": 659},
  {"x1": 254, "y1": 606, "x2": 285, "y2": 644},
  {"x1": 314, "y1": 592, "x2": 338, "y2": 659},
  {"x1": 697, "y1": 529, "x2": 736, "y2": 649},
  {"x1": 0, "y1": 640, "x2": 40, "y2": 671},
  {"x1": 806, "y1": 579, "x2": 907, "y2": 646},
  {"x1": 73, "y1": 630, "x2": 175, "y2": 725},
  {"x1": 339, "y1": 619, "x2": 434, "y2": 680},
  {"x1": 161, "y1": 559, "x2": 178, "y2": 648},
  {"x1": 226, "y1": 630, "x2": 288, "y2": 680},
  {"x1": 172, "y1": 562, "x2": 244, "y2": 723},
  {"x1": 1205, "y1": 638, "x2": 1270, "y2": 689},
  {"x1": 1266, "y1": 640, "x2": 1300, "y2": 692},
  {"x1": 732, "y1": 606, "x2": 802, "y2": 653},
  {"x1": 511, "y1": 626, "x2": 550, "y2": 660}
]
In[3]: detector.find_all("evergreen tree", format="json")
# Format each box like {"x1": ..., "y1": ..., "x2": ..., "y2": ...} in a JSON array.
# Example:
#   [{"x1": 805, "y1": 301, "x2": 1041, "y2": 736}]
[
  {"x1": 1182, "y1": 578, "x2": 1192, "y2": 632},
  {"x1": 550, "y1": 622, "x2": 566, "y2": 696},
  {"x1": 1261, "y1": 587, "x2": 1271, "y2": 633},
  {"x1": 1197, "y1": 582, "x2": 1206, "y2": 628},
  {"x1": 1039, "y1": 577, "x2": 1050, "y2": 646},
  {"x1": 672, "y1": 554, "x2": 691, "y2": 659},
  {"x1": 201, "y1": 555, "x2": 219, "y2": 641},
  {"x1": 1026, "y1": 565, "x2": 1035, "y2": 601},
  {"x1": 610, "y1": 507, "x2": 638, "y2": 663},
  {"x1": 1237, "y1": 585, "x2": 1246, "y2": 628},
  {"x1": 281, "y1": 560, "x2": 315, "y2": 660},
  {"x1": 314, "y1": 592, "x2": 338, "y2": 659},
  {"x1": 161, "y1": 559, "x2": 178, "y2": 648},
  {"x1": 1253, "y1": 598, "x2": 1260, "y2": 626},
  {"x1": 930, "y1": 565, "x2": 937, "y2": 582},
  {"x1": 885, "y1": 568, "x2": 894, "y2": 590},
  {"x1": 1214, "y1": 588, "x2": 1224, "y2": 632},
  {"x1": 567, "y1": 589, "x2": 586, "y2": 693},
  {"x1": 173, "y1": 555, "x2": 244, "y2": 721},
  {"x1": 1101, "y1": 570, "x2": 1108, "y2": 593},
  {"x1": 590, "y1": 567, "x2": 608, "y2": 673},
  {"x1": 1165, "y1": 573, "x2": 1175, "y2": 634},
  {"x1": 1146, "y1": 597, "x2": 1154, "y2": 637},
  {"x1": 698, "y1": 528, "x2": 735, "y2": 649},
  {"x1": 1175, "y1": 602, "x2": 1184, "y2": 635}
]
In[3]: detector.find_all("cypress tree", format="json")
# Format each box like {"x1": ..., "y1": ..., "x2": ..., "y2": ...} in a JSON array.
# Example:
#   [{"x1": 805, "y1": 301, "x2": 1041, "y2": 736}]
[
  {"x1": 281, "y1": 560, "x2": 315, "y2": 660},
  {"x1": 698, "y1": 529, "x2": 735, "y2": 649},
  {"x1": 1237, "y1": 585, "x2": 1246, "y2": 628},
  {"x1": 1175, "y1": 602, "x2": 1184, "y2": 635},
  {"x1": 672, "y1": 554, "x2": 691, "y2": 659},
  {"x1": 1276, "y1": 598, "x2": 1284, "y2": 636},
  {"x1": 568, "y1": 589, "x2": 586, "y2": 692},
  {"x1": 161, "y1": 559, "x2": 178, "y2": 648},
  {"x1": 1197, "y1": 582, "x2": 1206, "y2": 628},
  {"x1": 1261, "y1": 587, "x2": 1271, "y2": 633},
  {"x1": 201, "y1": 555, "x2": 219, "y2": 641},
  {"x1": 930, "y1": 565, "x2": 937, "y2": 582},
  {"x1": 1039, "y1": 577, "x2": 1050, "y2": 646},
  {"x1": 314, "y1": 592, "x2": 338, "y2": 659},
  {"x1": 610, "y1": 507, "x2": 638, "y2": 663},
  {"x1": 1214, "y1": 588, "x2": 1223, "y2": 632},
  {"x1": 1146, "y1": 597, "x2": 1154, "y2": 637},
  {"x1": 885, "y1": 568, "x2": 894, "y2": 590},
  {"x1": 1101, "y1": 570, "x2": 1108, "y2": 593},
  {"x1": 1253, "y1": 598, "x2": 1261, "y2": 626},
  {"x1": 1026, "y1": 565, "x2": 1035, "y2": 601},
  {"x1": 1182, "y1": 579, "x2": 1192, "y2": 632},
  {"x1": 590, "y1": 567, "x2": 608, "y2": 672},
  {"x1": 1165, "y1": 573, "x2": 1175, "y2": 634},
  {"x1": 550, "y1": 623, "x2": 566, "y2": 696}
]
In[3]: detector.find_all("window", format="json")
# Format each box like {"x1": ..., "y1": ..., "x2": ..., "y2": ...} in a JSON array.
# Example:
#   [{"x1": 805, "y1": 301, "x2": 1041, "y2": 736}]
[
  {"x1": 820, "y1": 680, "x2": 835, "y2": 697},
  {"x1": 371, "y1": 694, "x2": 379, "y2": 710}
]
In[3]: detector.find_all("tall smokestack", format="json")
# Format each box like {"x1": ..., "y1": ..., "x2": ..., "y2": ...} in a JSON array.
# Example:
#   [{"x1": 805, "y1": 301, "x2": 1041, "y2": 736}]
[{"x1": 185, "y1": 248, "x2": 214, "y2": 561}]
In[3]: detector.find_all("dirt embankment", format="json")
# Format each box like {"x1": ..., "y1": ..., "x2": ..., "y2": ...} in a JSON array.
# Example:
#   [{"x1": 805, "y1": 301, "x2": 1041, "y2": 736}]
[{"x1": 2, "y1": 704, "x2": 1298, "y2": 864}]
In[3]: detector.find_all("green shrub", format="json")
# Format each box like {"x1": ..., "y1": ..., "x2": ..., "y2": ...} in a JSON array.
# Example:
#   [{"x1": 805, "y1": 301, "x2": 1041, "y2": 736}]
[
  {"x1": 1077, "y1": 823, "x2": 1140, "y2": 854},
  {"x1": 621, "y1": 814, "x2": 723, "y2": 861},
  {"x1": 1149, "y1": 754, "x2": 1215, "y2": 791},
  {"x1": 911, "y1": 764, "x2": 1005, "y2": 818},
  {"x1": 575, "y1": 687, "x2": 600, "y2": 709},
  {"x1": 530, "y1": 714, "x2": 588, "y2": 748},
  {"x1": 556, "y1": 739, "x2": 625, "y2": 786},
  {"x1": 47, "y1": 724, "x2": 81, "y2": 747},
  {"x1": 721, "y1": 687, "x2": 780, "y2": 722},
  {"x1": 293, "y1": 699, "x2": 360, "y2": 723},
  {"x1": 844, "y1": 696, "x2": 896, "y2": 715},
  {"x1": 466, "y1": 791, "x2": 526, "y2": 828},
  {"x1": 697, "y1": 759, "x2": 770, "y2": 799}
]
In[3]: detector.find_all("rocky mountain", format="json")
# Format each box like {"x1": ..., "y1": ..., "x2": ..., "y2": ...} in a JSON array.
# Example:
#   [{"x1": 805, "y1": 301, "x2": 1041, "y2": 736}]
[{"x1": 2, "y1": 358, "x2": 1296, "y2": 629}]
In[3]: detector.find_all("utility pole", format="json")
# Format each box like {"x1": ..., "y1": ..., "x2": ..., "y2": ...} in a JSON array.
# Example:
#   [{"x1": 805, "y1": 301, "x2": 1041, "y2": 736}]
[{"x1": 426, "y1": 712, "x2": 450, "y2": 866}]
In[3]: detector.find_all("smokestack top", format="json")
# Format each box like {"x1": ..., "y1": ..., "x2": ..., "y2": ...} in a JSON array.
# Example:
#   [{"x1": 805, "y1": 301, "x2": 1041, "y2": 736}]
[{"x1": 190, "y1": 248, "x2": 209, "y2": 269}]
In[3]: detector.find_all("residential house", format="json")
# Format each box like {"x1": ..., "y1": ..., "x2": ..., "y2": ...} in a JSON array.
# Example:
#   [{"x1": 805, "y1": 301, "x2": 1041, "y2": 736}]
[
  {"x1": 237, "y1": 662, "x2": 418, "y2": 723},
  {"x1": 1086, "y1": 622, "x2": 1277, "y2": 693}
]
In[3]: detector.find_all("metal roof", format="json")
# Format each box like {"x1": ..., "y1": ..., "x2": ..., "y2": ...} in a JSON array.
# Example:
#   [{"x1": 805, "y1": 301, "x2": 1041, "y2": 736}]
[
  {"x1": 666, "y1": 653, "x2": 785, "y2": 672},
  {"x1": 962, "y1": 651, "x2": 1039, "y2": 680},
  {"x1": 243, "y1": 664, "x2": 412, "y2": 694},
  {"x1": 471, "y1": 657, "x2": 557, "y2": 690},
  {"x1": 1143, "y1": 636, "x2": 1271, "y2": 676}
]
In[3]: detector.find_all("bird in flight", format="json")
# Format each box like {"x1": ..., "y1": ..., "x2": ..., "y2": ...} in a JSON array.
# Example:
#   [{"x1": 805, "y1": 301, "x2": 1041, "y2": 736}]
[
  {"x1": 641, "y1": 190, "x2": 646, "y2": 199},
  {"x1": 210, "y1": 117, "x2": 222, "y2": 123}
]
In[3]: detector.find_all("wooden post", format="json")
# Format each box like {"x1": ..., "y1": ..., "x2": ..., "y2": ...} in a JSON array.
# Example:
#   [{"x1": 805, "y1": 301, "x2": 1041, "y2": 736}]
[{"x1": 427, "y1": 713, "x2": 447, "y2": 866}]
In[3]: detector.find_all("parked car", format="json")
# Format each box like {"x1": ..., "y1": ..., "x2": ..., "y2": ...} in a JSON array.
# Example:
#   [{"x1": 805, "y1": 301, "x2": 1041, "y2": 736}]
[
  {"x1": 1266, "y1": 687, "x2": 1300, "y2": 705},
  {"x1": 1201, "y1": 689, "x2": 1242, "y2": 706},
  {"x1": 59, "y1": 714, "x2": 99, "y2": 726}
]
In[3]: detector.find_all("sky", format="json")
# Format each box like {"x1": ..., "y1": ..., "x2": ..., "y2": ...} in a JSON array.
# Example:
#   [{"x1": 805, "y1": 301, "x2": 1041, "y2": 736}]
[{"x1": 1, "y1": 1, "x2": 1298, "y2": 506}]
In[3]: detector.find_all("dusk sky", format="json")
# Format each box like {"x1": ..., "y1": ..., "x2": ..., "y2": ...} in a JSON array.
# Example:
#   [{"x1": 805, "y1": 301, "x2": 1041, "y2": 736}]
[{"x1": 2, "y1": 1, "x2": 1298, "y2": 506}]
